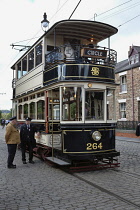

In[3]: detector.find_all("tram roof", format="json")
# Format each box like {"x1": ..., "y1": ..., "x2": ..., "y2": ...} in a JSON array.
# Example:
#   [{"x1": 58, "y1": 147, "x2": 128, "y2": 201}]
[
  {"x1": 11, "y1": 19, "x2": 118, "y2": 69},
  {"x1": 46, "y1": 19, "x2": 118, "y2": 42}
]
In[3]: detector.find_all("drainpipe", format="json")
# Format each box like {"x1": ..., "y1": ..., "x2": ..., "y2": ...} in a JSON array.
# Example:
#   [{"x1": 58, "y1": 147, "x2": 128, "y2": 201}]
[{"x1": 131, "y1": 68, "x2": 135, "y2": 128}]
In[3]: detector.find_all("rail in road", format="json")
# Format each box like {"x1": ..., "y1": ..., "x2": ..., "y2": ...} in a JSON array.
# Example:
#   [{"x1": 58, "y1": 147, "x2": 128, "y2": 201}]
[{"x1": 0, "y1": 127, "x2": 140, "y2": 210}]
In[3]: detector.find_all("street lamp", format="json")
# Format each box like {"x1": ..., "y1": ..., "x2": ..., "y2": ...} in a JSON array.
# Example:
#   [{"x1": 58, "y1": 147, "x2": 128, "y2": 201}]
[{"x1": 41, "y1": 13, "x2": 49, "y2": 32}]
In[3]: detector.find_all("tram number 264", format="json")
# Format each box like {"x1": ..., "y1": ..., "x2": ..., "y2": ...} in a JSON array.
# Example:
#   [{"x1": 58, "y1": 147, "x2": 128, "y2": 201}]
[{"x1": 86, "y1": 142, "x2": 103, "y2": 150}]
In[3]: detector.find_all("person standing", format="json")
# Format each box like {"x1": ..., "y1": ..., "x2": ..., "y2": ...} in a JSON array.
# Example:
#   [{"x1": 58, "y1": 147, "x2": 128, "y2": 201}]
[
  {"x1": 1, "y1": 119, "x2": 5, "y2": 129},
  {"x1": 5, "y1": 116, "x2": 20, "y2": 169},
  {"x1": 136, "y1": 122, "x2": 140, "y2": 136},
  {"x1": 20, "y1": 117, "x2": 38, "y2": 164}
]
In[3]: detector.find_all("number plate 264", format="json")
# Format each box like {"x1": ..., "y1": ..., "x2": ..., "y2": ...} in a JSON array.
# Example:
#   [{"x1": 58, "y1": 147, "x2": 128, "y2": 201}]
[{"x1": 86, "y1": 142, "x2": 103, "y2": 150}]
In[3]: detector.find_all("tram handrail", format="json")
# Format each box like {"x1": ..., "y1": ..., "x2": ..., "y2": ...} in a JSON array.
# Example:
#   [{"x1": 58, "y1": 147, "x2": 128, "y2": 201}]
[{"x1": 45, "y1": 44, "x2": 117, "y2": 67}]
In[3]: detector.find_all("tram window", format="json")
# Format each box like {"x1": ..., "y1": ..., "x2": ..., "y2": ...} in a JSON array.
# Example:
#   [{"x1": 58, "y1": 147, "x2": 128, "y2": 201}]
[
  {"x1": 37, "y1": 100, "x2": 45, "y2": 120},
  {"x1": 107, "y1": 89, "x2": 116, "y2": 120},
  {"x1": 35, "y1": 42, "x2": 42, "y2": 66},
  {"x1": 28, "y1": 49, "x2": 34, "y2": 71},
  {"x1": 30, "y1": 102, "x2": 35, "y2": 119},
  {"x1": 18, "y1": 105, "x2": 22, "y2": 119},
  {"x1": 62, "y1": 87, "x2": 82, "y2": 121},
  {"x1": 23, "y1": 104, "x2": 28, "y2": 119},
  {"x1": 37, "y1": 92, "x2": 44, "y2": 97},
  {"x1": 85, "y1": 91, "x2": 104, "y2": 120},
  {"x1": 49, "y1": 104, "x2": 60, "y2": 120},
  {"x1": 22, "y1": 56, "x2": 27, "y2": 76},
  {"x1": 30, "y1": 94, "x2": 35, "y2": 99},
  {"x1": 17, "y1": 61, "x2": 21, "y2": 79},
  {"x1": 47, "y1": 45, "x2": 54, "y2": 52}
]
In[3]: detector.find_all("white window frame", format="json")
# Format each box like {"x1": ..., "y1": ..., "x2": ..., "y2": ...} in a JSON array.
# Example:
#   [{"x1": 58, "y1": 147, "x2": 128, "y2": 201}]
[
  {"x1": 119, "y1": 72, "x2": 127, "y2": 93},
  {"x1": 118, "y1": 99, "x2": 126, "y2": 121}
]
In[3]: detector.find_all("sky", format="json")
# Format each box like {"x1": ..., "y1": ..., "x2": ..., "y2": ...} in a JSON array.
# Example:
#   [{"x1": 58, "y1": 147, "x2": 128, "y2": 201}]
[{"x1": 0, "y1": 0, "x2": 140, "y2": 110}]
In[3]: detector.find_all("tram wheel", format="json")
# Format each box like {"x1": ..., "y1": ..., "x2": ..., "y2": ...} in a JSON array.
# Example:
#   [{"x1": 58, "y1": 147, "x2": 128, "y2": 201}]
[{"x1": 41, "y1": 148, "x2": 51, "y2": 160}]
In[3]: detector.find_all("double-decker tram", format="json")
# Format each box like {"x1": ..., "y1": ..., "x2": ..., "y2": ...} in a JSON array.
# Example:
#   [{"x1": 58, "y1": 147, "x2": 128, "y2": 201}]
[{"x1": 11, "y1": 19, "x2": 120, "y2": 169}]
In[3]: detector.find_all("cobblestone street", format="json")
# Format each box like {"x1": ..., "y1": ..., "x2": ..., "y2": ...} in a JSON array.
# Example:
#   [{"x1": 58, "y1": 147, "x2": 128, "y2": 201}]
[{"x1": 0, "y1": 127, "x2": 140, "y2": 210}]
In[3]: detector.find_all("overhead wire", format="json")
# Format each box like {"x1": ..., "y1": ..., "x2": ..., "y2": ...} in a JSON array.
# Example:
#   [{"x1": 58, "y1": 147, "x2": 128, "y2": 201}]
[
  {"x1": 118, "y1": 14, "x2": 140, "y2": 27},
  {"x1": 89, "y1": 0, "x2": 132, "y2": 20},
  {"x1": 49, "y1": 0, "x2": 70, "y2": 22},
  {"x1": 6, "y1": 0, "x2": 70, "y2": 72},
  {"x1": 8, "y1": 0, "x2": 140, "y2": 70},
  {"x1": 12, "y1": 36, "x2": 41, "y2": 45},
  {"x1": 99, "y1": 1, "x2": 140, "y2": 21},
  {"x1": 12, "y1": 0, "x2": 69, "y2": 47}
]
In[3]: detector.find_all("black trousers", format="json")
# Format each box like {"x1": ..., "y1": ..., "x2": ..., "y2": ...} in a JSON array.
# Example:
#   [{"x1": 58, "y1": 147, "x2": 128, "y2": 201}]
[
  {"x1": 21, "y1": 141, "x2": 33, "y2": 162},
  {"x1": 7, "y1": 144, "x2": 17, "y2": 166}
]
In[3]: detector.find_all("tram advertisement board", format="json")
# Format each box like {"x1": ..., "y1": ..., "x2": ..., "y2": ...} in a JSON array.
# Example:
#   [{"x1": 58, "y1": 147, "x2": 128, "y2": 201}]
[{"x1": 43, "y1": 64, "x2": 115, "y2": 86}]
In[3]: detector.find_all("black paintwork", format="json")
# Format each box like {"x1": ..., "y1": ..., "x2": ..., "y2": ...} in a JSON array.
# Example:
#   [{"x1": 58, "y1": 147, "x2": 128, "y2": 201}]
[
  {"x1": 61, "y1": 123, "x2": 116, "y2": 154},
  {"x1": 43, "y1": 64, "x2": 115, "y2": 86}
]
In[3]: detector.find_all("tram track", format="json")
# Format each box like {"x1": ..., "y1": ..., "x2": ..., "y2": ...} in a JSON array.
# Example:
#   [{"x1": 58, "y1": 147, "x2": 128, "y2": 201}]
[
  {"x1": 68, "y1": 171, "x2": 140, "y2": 209},
  {"x1": 113, "y1": 168, "x2": 140, "y2": 179},
  {"x1": 41, "y1": 154, "x2": 140, "y2": 208}
]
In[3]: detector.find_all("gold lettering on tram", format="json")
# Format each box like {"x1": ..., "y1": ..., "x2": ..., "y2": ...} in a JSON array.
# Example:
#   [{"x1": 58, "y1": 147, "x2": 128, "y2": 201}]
[{"x1": 91, "y1": 67, "x2": 100, "y2": 76}]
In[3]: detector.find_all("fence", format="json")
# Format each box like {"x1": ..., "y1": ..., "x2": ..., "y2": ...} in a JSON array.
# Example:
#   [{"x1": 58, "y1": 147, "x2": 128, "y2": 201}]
[{"x1": 116, "y1": 121, "x2": 138, "y2": 130}]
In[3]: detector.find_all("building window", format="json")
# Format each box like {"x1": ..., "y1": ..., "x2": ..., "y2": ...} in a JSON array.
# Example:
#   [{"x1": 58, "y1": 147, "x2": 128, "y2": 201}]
[
  {"x1": 35, "y1": 42, "x2": 42, "y2": 66},
  {"x1": 17, "y1": 61, "x2": 21, "y2": 79},
  {"x1": 22, "y1": 56, "x2": 27, "y2": 76},
  {"x1": 129, "y1": 54, "x2": 139, "y2": 64},
  {"x1": 120, "y1": 75, "x2": 127, "y2": 92},
  {"x1": 119, "y1": 103, "x2": 126, "y2": 118},
  {"x1": 135, "y1": 54, "x2": 139, "y2": 63},
  {"x1": 28, "y1": 49, "x2": 34, "y2": 71}
]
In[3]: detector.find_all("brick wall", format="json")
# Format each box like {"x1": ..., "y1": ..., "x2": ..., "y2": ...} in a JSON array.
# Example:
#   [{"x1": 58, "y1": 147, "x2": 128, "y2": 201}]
[{"x1": 115, "y1": 67, "x2": 140, "y2": 121}]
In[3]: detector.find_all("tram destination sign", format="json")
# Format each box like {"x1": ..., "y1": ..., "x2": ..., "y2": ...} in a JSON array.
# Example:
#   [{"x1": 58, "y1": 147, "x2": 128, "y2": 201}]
[{"x1": 81, "y1": 48, "x2": 107, "y2": 58}]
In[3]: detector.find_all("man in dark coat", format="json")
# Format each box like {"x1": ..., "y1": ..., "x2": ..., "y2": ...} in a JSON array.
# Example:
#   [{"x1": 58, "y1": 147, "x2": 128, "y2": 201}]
[
  {"x1": 20, "y1": 117, "x2": 39, "y2": 164},
  {"x1": 136, "y1": 123, "x2": 140, "y2": 136}
]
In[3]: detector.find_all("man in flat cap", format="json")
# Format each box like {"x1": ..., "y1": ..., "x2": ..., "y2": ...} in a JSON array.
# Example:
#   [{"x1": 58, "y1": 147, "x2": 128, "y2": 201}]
[
  {"x1": 5, "y1": 116, "x2": 20, "y2": 168},
  {"x1": 20, "y1": 117, "x2": 39, "y2": 164}
]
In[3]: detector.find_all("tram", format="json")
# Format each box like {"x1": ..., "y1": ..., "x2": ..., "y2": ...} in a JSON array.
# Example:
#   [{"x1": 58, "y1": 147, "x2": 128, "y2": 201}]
[{"x1": 11, "y1": 19, "x2": 120, "y2": 168}]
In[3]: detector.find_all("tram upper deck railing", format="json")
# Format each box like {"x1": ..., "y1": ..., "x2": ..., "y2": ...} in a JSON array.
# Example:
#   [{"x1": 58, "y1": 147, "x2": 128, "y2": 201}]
[{"x1": 45, "y1": 44, "x2": 117, "y2": 68}]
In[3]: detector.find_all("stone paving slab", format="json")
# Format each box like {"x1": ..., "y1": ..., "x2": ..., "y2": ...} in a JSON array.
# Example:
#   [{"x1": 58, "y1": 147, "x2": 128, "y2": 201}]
[{"x1": 0, "y1": 127, "x2": 139, "y2": 210}]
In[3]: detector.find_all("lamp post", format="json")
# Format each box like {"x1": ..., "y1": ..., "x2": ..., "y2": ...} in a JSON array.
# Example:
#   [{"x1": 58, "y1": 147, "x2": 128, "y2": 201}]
[{"x1": 41, "y1": 13, "x2": 49, "y2": 32}]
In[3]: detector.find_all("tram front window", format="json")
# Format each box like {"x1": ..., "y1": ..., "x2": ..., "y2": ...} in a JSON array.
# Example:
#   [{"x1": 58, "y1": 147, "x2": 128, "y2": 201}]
[
  {"x1": 62, "y1": 87, "x2": 82, "y2": 121},
  {"x1": 85, "y1": 90, "x2": 104, "y2": 120}
]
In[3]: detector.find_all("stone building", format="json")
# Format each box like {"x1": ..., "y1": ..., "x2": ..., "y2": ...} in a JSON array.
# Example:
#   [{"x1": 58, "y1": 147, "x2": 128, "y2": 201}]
[{"x1": 115, "y1": 46, "x2": 140, "y2": 128}]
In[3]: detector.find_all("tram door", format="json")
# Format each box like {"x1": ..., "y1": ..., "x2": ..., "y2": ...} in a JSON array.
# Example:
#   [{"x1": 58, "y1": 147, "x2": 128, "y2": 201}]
[{"x1": 46, "y1": 88, "x2": 61, "y2": 150}]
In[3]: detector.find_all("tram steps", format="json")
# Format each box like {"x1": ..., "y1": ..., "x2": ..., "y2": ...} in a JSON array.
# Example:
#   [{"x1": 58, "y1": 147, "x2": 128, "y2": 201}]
[{"x1": 46, "y1": 157, "x2": 71, "y2": 165}]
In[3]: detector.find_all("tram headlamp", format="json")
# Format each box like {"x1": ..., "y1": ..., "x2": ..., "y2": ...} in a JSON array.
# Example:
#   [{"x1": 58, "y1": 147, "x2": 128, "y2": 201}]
[
  {"x1": 41, "y1": 13, "x2": 49, "y2": 32},
  {"x1": 92, "y1": 131, "x2": 101, "y2": 141}
]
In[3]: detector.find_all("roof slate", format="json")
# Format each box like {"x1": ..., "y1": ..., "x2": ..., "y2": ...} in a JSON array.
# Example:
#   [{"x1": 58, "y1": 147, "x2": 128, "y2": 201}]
[{"x1": 115, "y1": 46, "x2": 140, "y2": 74}]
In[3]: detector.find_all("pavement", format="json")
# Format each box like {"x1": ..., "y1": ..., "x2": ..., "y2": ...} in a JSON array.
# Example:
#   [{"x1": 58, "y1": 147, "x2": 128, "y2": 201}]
[
  {"x1": 1, "y1": 126, "x2": 140, "y2": 210},
  {"x1": 116, "y1": 135, "x2": 140, "y2": 142}
]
